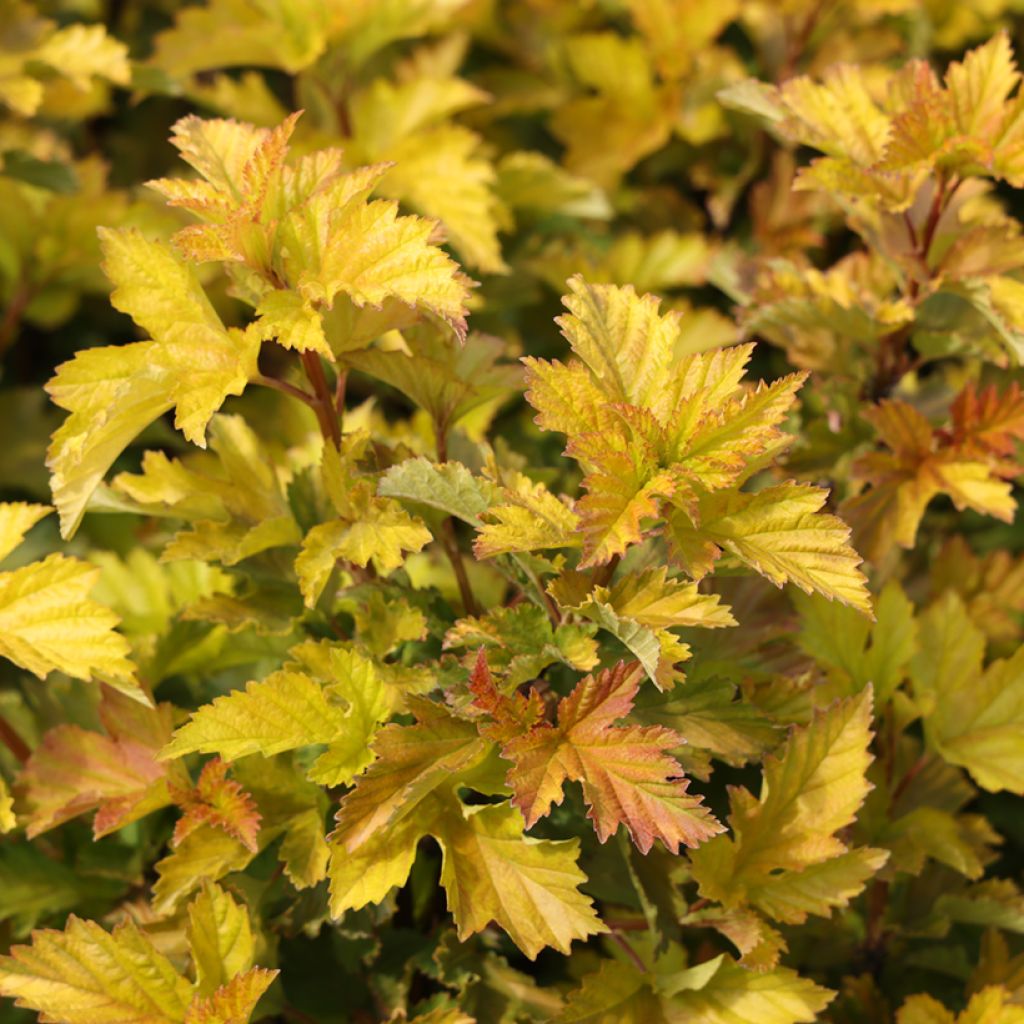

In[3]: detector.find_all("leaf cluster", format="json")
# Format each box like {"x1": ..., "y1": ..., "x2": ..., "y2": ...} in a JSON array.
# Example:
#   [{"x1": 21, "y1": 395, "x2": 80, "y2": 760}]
[{"x1": 2, "y1": 3, "x2": 1024, "y2": 1024}]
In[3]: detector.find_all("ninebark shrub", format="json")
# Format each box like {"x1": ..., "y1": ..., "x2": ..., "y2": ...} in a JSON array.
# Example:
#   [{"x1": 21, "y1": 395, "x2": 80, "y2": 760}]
[{"x1": 1, "y1": 4, "x2": 1024, "y2": 1022}]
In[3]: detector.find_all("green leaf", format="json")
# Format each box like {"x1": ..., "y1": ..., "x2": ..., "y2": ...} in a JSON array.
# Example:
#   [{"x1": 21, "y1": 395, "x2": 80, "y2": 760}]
[
  {"x1": 666, "y1": 958, "x2": 833, "y2": 1022},
  {"x1": 555, "y1": 959, "x2": 668, "y2": 1023},
  {"x1": 557, "y1": 955, "x2": 833, "y2": 1024},
  {"x1": 162, "y1": 669, "x2": 348, "y2": 762},
  {"x1": 911, "y1": 591, "x2": 1024, "y2": 792},
  {"x1": 343, "y1": 329, "x2": 519, "y2": 426},
  {"x1": 690, "y1": 689, "x2": 885, "y2": 921},
  {"x1": 378, "y1": 458, "x2": 493, "y2": 525},
  {"x1": 0, "y1": 845, "x2": 119, "y2": 937},
  {"x1": 327, "y1": 808, "x2": 424, "y2": 914},
  {"x1": 794, "y1": 582, "x2": 916, "y2": 700},
  {"x1": 897, "y1": 986, "x2": 1024, "y2": 1024},
  {"x1": 437, "y1": 800, "x2": 607, "y2": 959},
  {"x1": 742, "y1": 847, "x2": 889, "y2": 925},
  {"x1": 187, "y1": 882, "x2": 255, "y2": 997},
  {"x1": 289, "y1": 642, "x2": 393, "y2": 785},
  {"x1": 296, "y1": 499, "x2": 431, "y2": 604},
  {"x1": 153, "y1": 826, "x2": 256, "y2": 915},
  {"x1": 152, "y1": 0, "x2": 328, "y2": 75},
  {"x1": 549, "y1": 568, "x2": 735, "y2": 688},
  {"x1": 632, "y1": 676, "x2": 778, "y2": 771},
  {"x1": 669, "y1": 484, "x2": 871, "y2": 614}
]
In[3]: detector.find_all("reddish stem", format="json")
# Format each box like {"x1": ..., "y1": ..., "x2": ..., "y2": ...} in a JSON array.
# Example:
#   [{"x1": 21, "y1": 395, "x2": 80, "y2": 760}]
[
  {"x1": 0, "y1": 714, "x2": 30, "y2": 764},
  {"x1": 300, "y1": 351, "x2": 342, "y2": 449},
  {"x1": 891, "y1": 752, "x2": 930, "y2": 806},
  {"x1": 254, "y1": 373, "x2": 318, "y2": 408},
  {"x1": 0, "y1": 282, "x2": 31, "y2": 356},
  {"x1": 593, "y1": 554, "x2": 621, "y2": 589},
  {"x1": 432, "y1": 421, "x2": 480, "y2": 616},
  {"x1": 777, "y1": 0, "x2": 828, "y2": 81},
  {"x1": 865, "y1": 879, "x2": 889, "y2": 955},
  {"x1": 870, "y1": 175, "x2": 959, "y2": 399},
  {"x1": 441, "y1": 518, "x2": 479, "y2": 617},
  {"x1": 609, "y1": 930, "x2": 649, "y2": 974},
  {"x1": 334, "y1": 369, "x2": 348, "y2": 416}
]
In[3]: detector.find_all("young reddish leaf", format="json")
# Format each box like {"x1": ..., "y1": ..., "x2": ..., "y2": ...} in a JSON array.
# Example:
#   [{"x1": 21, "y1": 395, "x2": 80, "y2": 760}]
[
  {"x1": 172, "y1": 758, "x2": 262, "y2": 853},
  {"x1": 466, "y1": 647, "x2": 544, "y2": 743},
  {"x1": 948, "y1": 381, "x2": 1024, "y2": 459}
]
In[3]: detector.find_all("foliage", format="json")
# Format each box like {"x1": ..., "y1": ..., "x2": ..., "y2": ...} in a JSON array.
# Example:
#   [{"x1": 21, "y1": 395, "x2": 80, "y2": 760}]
[{"x1": 2, "y1": 2, "x2": 1024, "y2": 1022}]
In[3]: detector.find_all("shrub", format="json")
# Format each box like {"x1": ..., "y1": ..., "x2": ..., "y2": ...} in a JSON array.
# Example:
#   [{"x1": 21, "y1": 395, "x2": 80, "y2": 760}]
[{"x1": 2, "y1": 3, "x2": 1024, "y2": 1023}]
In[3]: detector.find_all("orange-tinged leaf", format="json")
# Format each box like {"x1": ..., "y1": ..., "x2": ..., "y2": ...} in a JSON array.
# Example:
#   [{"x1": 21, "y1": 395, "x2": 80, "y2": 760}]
[
  {"x1": 576, "y1": 462, "x2": 669, "y2": 568},
  {"x1": 949, "y1": 381, "x2": 1024, "y2": 458},
  {"x1": 152, "y1": 113, "x2": 301, "y2": 265},
  {"x1": 184, "y1": 967, "x2": 277, "y2": 1024},
  {"x1": 848, "y1": 394, "x2": 1021, "y2": 561},
  {"x1": 19, "y1": 689, "x2": 179, "y2": 838},
  {"x1": 882, "y1": 61, "x2": 955, "y2": 170},
  {"x1": 502, "y1": 662, "x2": 722, "y2": 852},
  {"x1": 332, "y1": 699, "x2": 491, "y2": 851}
]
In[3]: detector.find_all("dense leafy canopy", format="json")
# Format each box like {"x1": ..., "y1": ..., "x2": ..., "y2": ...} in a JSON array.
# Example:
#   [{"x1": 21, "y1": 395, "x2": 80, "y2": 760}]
[{"x1": 2, "y1": 2, "x2": 1024, "y2": 1023}]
